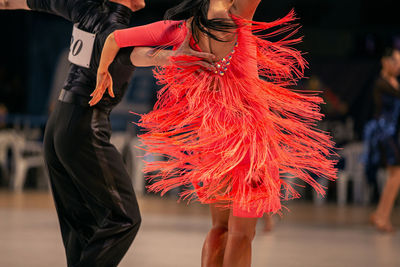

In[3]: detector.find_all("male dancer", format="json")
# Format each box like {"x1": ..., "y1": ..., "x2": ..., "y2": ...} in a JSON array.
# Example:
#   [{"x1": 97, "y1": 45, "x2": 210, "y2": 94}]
[{"x1": 0, "y1": 1, "x2": 214, "y2": 266}]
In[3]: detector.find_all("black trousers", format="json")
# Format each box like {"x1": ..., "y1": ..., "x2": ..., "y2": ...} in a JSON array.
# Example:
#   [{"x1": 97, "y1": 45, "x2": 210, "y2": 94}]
[{"x1": 44, "y1": 92, "x2": 141, "y2": 267}]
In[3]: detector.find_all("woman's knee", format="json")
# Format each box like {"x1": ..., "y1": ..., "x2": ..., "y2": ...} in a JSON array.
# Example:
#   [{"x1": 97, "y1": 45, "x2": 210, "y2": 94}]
[
  {"x1": 210, "y1": 224, "x2": 229, "y2": 236},
  {"x1": 227, "y1": 217, "x2": 257, "y2": 241},
  {"x1": 227, "y1": 229, "x2": 256, "y2": 243}
]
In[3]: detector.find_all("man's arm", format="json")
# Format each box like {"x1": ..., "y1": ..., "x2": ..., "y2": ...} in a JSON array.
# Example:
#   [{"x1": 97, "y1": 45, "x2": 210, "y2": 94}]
[
  {"x1": 0, "y1": 0, "x2": 30, "y2": 10},
  {"x1": 1, "y1": 0, "x2": 93, "y2": 22}
]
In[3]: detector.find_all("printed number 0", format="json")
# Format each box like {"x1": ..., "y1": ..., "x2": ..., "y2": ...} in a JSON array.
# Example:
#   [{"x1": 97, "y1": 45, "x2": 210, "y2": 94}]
[{"x1": 70, "y1": 39, "x2": 84, "y2": 57}]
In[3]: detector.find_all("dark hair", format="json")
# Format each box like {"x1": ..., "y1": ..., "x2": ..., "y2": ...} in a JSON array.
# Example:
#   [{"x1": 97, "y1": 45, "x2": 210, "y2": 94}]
[
  {"x1": 164, "y1": 0, "x2": 236, "y2": 42},
  {"x1": 382, "y1": 47, "x2": 400, "y2": 59}
]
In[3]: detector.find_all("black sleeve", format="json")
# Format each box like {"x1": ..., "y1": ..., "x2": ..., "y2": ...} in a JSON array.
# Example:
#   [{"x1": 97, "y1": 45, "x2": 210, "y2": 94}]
[
  {"x1": 373, "y1": 82, "x2": 382, "y2": 117},
  {"x1": 373, "y1": 78, "x2": 400, "y2": 116},
  {"x1": 27, "y1": 0, "x2": 101, "y2": 22},
  {"x1": 114, "y1": 47, "x2": 135, "y2": 67},
  {"x1": 376, "y1": 79, "x2": 400, "y2": 98}
]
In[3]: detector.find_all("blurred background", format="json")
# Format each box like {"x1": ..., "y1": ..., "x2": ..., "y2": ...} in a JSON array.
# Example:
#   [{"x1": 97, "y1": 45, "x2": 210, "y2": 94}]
[{"x1": 1, "y1": 0, "x2": 400, "y2": 266}]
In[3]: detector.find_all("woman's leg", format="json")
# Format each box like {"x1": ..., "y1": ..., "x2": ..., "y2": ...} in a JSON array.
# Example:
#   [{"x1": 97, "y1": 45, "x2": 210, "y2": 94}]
[
  {"x1": 222, "y1": 211, "x2": 258, "y2": 267},
  {"x1": 263, "y1": 213, "x2": 273, "y2": 232},
  {"x1": 371, "y1": 165, "x2": 400, "y2": 232},
  {"x1": 201, "y1": 204, "x2": 230, "y2": 267}
]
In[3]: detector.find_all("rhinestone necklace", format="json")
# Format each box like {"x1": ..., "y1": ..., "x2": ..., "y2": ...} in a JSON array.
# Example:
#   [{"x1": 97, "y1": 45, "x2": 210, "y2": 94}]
[{"x1": 212, "y1": 42, "x2": 238, "y2": 76}]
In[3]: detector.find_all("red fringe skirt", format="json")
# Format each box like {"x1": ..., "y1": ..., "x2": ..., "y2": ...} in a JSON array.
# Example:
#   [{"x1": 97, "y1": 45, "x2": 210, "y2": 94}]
[{"x1": 136, "y1": 11, "x2": 337, "y2": 217}]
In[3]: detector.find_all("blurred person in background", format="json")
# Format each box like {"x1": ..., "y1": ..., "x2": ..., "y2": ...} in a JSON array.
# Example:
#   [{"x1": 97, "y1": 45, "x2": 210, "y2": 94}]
[
  {"x1": 0, "y1": 103, "x2": 8, "y2": 129},
  {"x1": 306, "y1": 75, "x2": 348, "y2": 120},
  {"x1": 366, "y1": 47, "x2": 400, "y2": 232},
  {"x1": 263, "y1": 214, "x2": 273, "y2": 232},
  {"x1": 91, "y1": 0, "x2": 337, "y2": 266},
  {"x1": 0, "y1": 0, "x2": 214, "y2": 266}
]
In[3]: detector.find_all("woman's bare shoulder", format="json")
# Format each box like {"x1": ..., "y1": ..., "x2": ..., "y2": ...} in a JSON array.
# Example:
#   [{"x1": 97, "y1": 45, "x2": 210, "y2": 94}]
[
  {"x1": 208, "y1": 1, "x2": 232, "y2": 20},
  {"x1": 230, "y1": 0, "x2": 261, "y2": 20}
]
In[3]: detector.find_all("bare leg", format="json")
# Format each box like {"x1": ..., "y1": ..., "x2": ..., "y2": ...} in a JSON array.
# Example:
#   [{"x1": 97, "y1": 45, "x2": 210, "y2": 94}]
[
  {"x1": 263, "y1": 213, "x2": 273, "y2": 232},
  {"x1": 222, "y1": 211, "x2": 258, "y2": 267},
  {"x1": 371, "y1": 165, "x2": 400, "y2": 232},
  {"x1": 201, "y1": 204, "x2": 230, "y2": 267}
]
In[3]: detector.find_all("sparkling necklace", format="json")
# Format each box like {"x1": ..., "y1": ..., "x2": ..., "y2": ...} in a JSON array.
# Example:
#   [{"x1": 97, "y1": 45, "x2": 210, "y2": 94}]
[{"x1": 212, "y1": 42, "x2": 238, "y2": 76}]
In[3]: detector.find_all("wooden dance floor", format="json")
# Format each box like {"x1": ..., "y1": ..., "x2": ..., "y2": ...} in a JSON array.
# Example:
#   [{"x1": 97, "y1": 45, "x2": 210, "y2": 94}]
[{"x1": 0, "y1": 191, "x2": 399, "y2": 267}]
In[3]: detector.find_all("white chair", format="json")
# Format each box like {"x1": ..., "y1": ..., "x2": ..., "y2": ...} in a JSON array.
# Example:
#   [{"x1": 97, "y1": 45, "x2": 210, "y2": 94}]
[
  {"x1": 9, "y1": 132, "x2": 47, "y2": 191},
  {"x1": 336, "y1": 142, "x2": 369, "y2": 205}
]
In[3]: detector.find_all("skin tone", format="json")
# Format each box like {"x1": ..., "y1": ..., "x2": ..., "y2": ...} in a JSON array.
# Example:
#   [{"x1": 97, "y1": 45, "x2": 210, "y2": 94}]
[
  {"x1": 0, "y1": 0, "x2": 145, "y2": 11},
  {"x1": 370, "y1": 50, "x2": 400, "y2": 233},
  {"x1": 0, "y1": 1, "x2": 214, "y2": 105},
  {"x1": 92, "y1": 1, "x2": 263, "y2": 266},
  {"x1": 263, "y1": 214, "x2": 273, "y2": 232},
  {"x1": 3, "y1": 0, "x2": 265, "y2": 264},
  {"x1": 2, "y1": 0, "x2": 267, "y2": 264},
  {"x1": 91, "y1": 0, "x2": 261, "y2": 107},
  {"x1": 198, "y1": 3, "x2": 262, "y2": 267},
  {"x1": 90, "y1": 31, "x2": 217, "y2": 106},
  {"x1": 110, "y1": 0, "x2": 146, "y2": 12},
  {"x1": 0, "y1": 0, "x2": 29, "y2": 9}
]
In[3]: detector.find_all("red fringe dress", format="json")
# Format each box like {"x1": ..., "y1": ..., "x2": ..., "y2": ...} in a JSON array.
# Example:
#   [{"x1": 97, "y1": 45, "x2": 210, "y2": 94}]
[{"x1": 114, "y1": 11, "x2": 337, "y2": 217}]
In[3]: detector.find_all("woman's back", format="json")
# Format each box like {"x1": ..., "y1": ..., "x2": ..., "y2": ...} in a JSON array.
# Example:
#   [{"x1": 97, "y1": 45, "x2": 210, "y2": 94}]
[
  {"x1": 96, "y1": 0, "x2": 337, "y2": 219},
  {"x1": 192, "y1": 0, "x2": 237, "y2": 61}
]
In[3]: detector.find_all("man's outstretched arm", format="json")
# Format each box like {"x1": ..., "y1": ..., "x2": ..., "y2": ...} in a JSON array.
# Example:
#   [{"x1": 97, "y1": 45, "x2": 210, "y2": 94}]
[
  {"x1": 0, "y1": 0, "x2": 30, "y2": 10},
  {"x1": 1, "y1": 0, "x2": 91, "y2": 22}
]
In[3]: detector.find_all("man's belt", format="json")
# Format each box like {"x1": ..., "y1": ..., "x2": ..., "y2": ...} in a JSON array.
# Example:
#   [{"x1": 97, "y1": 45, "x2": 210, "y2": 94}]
[{"x1": 58, "y1": 89, "x2": 90, "y2": 107}]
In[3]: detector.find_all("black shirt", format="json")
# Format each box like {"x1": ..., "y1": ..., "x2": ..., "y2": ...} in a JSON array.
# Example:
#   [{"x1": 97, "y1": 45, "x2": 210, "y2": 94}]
[
  {"x1": 27, "y1": 0, "x2": 136, "y2": 108},
  {"x1": 373, "y1": 76, "x2": 400, "y2": 118}
]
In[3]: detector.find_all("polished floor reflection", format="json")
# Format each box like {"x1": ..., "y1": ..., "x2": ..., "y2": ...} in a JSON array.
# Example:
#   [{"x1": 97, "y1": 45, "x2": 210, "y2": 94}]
[{"x1": 0, "y1": 191, "x2": 399, "y2": 267}]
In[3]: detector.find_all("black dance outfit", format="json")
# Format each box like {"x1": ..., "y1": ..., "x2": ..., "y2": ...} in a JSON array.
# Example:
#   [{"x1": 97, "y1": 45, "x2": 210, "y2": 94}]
[
  {"x1": 27, "y1": 1, "x2": 141, "y2": 266},
  {"x1": 364, "y1": 77, "x2": 400, "y2": 167}
]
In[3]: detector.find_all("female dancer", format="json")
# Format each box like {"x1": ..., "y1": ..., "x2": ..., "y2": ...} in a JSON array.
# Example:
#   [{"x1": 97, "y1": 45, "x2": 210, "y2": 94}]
[
  {"x1": 367, "y1": 48, "x2": 400, "y2": 232},
  {"x1": 91, "y1": 0, "x2": 337, "y2": 266}
]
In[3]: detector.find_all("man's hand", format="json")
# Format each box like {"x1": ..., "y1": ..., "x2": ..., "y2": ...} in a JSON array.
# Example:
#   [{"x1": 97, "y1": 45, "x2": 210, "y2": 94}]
[{"x1": 0, "y1": 0, "x2": 30, "y2": 10}]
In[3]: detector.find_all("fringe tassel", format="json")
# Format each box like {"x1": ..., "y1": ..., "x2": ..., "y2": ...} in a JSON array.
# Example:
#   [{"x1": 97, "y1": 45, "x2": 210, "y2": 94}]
[{"x1": 136, "y1": 11, "x2": 337, "y2": 217}]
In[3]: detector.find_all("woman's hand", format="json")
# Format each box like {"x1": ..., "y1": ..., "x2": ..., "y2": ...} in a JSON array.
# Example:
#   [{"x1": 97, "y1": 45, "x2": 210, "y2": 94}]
[
  {"x1": 171, "y1": 33, "x2": 216, "y2": 71},
  {"x1": 89, "y1": 32, "x2": 120, "y2": 106},
  {"x1": 89, "y1": 70, "x2": 115, "y2": 106}
]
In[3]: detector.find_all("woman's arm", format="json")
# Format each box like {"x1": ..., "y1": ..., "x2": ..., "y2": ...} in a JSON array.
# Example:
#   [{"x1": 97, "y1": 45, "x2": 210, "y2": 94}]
[
  {"x1": 90, "y1": 24, "x2": 187, "y2": 106},
  {"x1": 98, "y1": 33, "x2": 120, "y2": 75},
  {"x1": 0, "y1": 0, "x2": 29, "y2": 10},
  {"x1": 89, "y1": 33, "x2": 119, "y2": 106},
  {"x1": 114, "y1": 20, "x2": 187, "y2": 48},
  {"x1": 89, "y1": 26, "x2": 216, "y2": 106},
  {"x1": 130, "y1": 34, "x2": 215, "y2": 70},
  {"x1": 231, "y1": 0, "x2": 261, "y2": 20}
]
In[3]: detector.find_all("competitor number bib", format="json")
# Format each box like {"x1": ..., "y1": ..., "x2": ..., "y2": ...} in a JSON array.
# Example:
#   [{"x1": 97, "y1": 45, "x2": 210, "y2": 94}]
[{"x1": 68, "y1": 24, "x2": 96, "y2": 68}]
